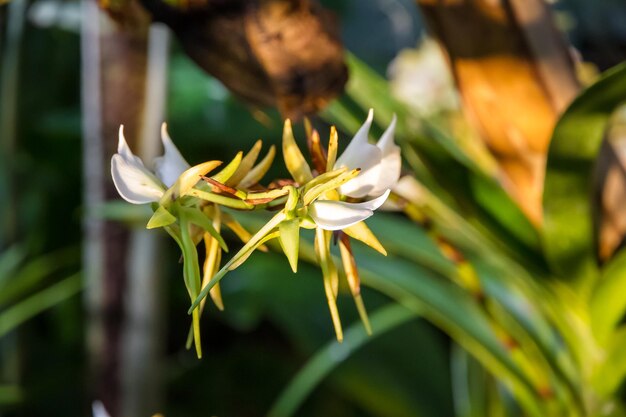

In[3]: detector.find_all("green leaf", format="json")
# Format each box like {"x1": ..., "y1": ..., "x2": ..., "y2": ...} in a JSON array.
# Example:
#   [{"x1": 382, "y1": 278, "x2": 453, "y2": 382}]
[
  {"x1": 323, "y1": 54, "x2": 543, "y2": 258},
  {"x1": 355, "y1": 255, "x2": 546, "y2": 417},
  {"x1": 0, "y1": 273, "x2": 81, "y2": 338},
  {"x1": 146, "y1": 205, "x2": 176, "y2": 229},
  {"x1": 279, "y1": 218, "x2": 300, "y2": 273},
  {"x1": 268, "y1": 304, "x2": 417, "y2": 417},
  {"x1": 590, "y1": 248, "x2": 626, "y2": 345},
  {"x1": 0, "y1": 247, "x2": 79, "y2": 307},
  {"x1": 543, "y1": 63, "x2": 626, "y2": 289}
]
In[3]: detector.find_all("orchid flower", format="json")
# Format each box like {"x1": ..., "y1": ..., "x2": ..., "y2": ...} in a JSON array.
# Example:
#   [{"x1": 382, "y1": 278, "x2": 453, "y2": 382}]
[
  {"x1": 303, "y1": 110, "x2": 400, "y2": 231},
  {"x1": 112, "y1": 123, "x2": 221, "y2": 208},
  {"x1": 307, "y1": 189, "x2": 390, "y2": 231},
  {"x1": 334, "y1": 109, "x2": 401, "y2": 199},
  {"x1": 92, "y1": 401, "x2": 110, "y2": 417},
  {"x1": 111, "y1": 124, "x2": 188, "y2": 204}
]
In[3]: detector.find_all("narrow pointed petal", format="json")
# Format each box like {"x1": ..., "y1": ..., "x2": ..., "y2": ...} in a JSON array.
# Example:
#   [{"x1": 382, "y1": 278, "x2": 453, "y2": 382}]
[
  {"x1": 336, "y1": 109, "x2": 374, "y2": 161},
  {"x1": 117, "y1": 125, "x2": 142, "y2": 164},
  {"x1": 226, "y1": 139, "x2": 262, "y2": 186},
  {"x1": 326, "y1": 126, "x2": 338, "y2": 172},
  {"x1": 111, "y1": 154, "x2": 164, "y2": 204},
  {"x1": 202, "y1": 211, "x2": 225, "y2": 312},
  {"x1": 147, "y1": 205, "x2": 177, "y2": 229},
  {"x1": 177, "y1": 160, "x2": 223, "y2": 198},
  {"x1": 370, "y1": 116, "x2": 401, "y2": 196},
  {"x1": 343, "y1": 221, "x2": 387, "y2": 256},
  {"x1": 282, "y1": 119, "x2": 313, "y2": 185},
  {"x1": 315, "y1": 228, "x2": 343, "y2": 342},
  {"x1": 346, "y1": 189, "x2": 391, "y2": 211},
  {"x1": 279, "y1": 218, "x2": 300, "y2": 272},
  {"x1": 212, "y1": 151, "x2": 243, "y2": 184},
  {"x1": 154, "y1": 123, "x2": 191, "y2": 187},
  {"x1": 334, "y1": 109, "x2": 382, "y2": 198},
  {"x1": 303, "y1": 168, "x2": 359, "y2": 206},
  {"x1": 239, "y1": 145, "x2": 276, "y2": 189},
  {"x1": 309, "y1": 200, "x2": 374, "y2": 231},
  {"x1": 338, "y1": 237, "x2": 372, "y2": 334},
  {"x1": 376, "y1": 114, "x2": 398, "y2": 153}
]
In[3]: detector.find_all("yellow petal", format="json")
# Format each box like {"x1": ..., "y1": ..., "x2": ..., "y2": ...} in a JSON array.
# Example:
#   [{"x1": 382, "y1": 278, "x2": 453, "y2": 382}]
[
  {"x1": 282, "y1": 119, "x2": 313, "y2": 185},
  {"x1": 222, "y1": 213, "x2": 269, "y2": 252},
  {"x1": 201, "y1": 207, "x2": 225, "y2": 311},
  {"x1": 279, "y1": 218, "x2": 300, "y2": 273},
  {"x1": 226, "y1": 140, "x2": 262, "y2": 186},
  {"x1": 315, "y1": 228, "x2": 343, "y2": 342},
  {"x1": 326, "y1": 125, "x2": 338, "y2": 172},
  {"x1": 303, "y1": 169, "x2": 360, "y2": 206},
  {"x1": 171, "y1": 160, "x2": 223, "y2": 200},
  {"x1": 239, "y1": 145, "x2": 276, "y2": 189},
  {"x1": 212, "y1": 151, "x2": 243, "y2": 184},
  {"x1": 339, "y1": 238, "x2": 372, "y2": 335},
  {"x1": 343, "y1": 222, "x2": 387, "y2": 256}
]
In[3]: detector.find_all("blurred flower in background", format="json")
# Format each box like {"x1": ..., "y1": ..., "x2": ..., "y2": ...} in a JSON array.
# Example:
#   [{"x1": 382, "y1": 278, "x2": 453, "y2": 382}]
[{"x1": 387, "y1": 38, "x2": 459, "y2": 116}]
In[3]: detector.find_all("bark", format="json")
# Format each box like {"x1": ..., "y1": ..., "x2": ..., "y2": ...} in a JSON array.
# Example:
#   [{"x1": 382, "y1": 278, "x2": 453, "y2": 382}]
[
  {"x1": 82, "y1": 2, "x2": 166, "y2": 415},
  {"x1": 0, "y1": 0, "x2": 25, "y2": 248},
  {"x1": 139, "y1": 0, "x2": 348, "y2": 120},
  {"x1": 416, "y1": 0, "x2": 580, "y2": 224}
]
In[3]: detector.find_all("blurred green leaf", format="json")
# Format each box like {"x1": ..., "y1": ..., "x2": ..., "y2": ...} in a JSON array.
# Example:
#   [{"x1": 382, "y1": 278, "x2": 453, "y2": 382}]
[
  {"x1": 0, "y1": 273, "x2": 81, "y2": 338},
  {"x1": 0, "y1": 247, "x2": 79, "y2": 307},
  {"x1": 543, "y1": 63, "x2": 626, "y2": 290},
  {"x1": 452, "y1": 344, "x2": 490, "y2": 417},
  {"x1": 590, "y1": 248, "x2": 626, "y2": 345},
  {"x1": 268, "y1": 304, "x2": 417, "y2": 417},
  {"x1": 323, "y1": 54, "x2": 542, "y2": 262},
  {"x1": 0, "y1": 384, "x2": 23, "y2": 405}
]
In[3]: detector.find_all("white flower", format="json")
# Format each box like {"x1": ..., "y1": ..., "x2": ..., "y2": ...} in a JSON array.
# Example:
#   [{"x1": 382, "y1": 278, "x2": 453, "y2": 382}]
[
  {"x1": 303, "y1": 110, "x2": 401, "y2": 231},
  {"x1": 308, "y1": 190, "x2": 391, "y2": 231},
  {"x1": 92, "y1": 401, "x2": 110, "y2": 417},
  {"x1": 334, "y1": 109, "x2": 401, "y2": 198},
  {"x1": 387, "y1": 38, "x2": 459, "y2": 115},
  {"x1": 111, "y1": 124, "x2": 190, "y2": 204}
]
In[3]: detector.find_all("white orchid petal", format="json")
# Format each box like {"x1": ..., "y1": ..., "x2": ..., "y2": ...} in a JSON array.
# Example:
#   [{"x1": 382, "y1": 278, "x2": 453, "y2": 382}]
[
  {"x1": 309, "y1": 200, "x2": 374, "y2": 231},
  {"x1": 369, "y1": 115, "x2": 401, "y2": 196},
  {"x1": 111, "y1": 154, "x2": 164, "y2": 204},
  {"x1": 347, "y1": 189, "x2": 391, "y2": 211},
  {"x1": 117, "y1": 125, "x2": 145, "y2": 166},
  {"x1": 369, "y1": 148, "x2": 401, "y2": 196},
  {"x1": 154, "y1": 123, "x2": 190, "y2": 187},
  {"x1": 334, "y1": 110, "x2": 382, "y2": 191},
  {"x1": 337, "y1": 148, "x2": 382, "y2": 198},
  {"x1": 376, "y1": 114, "x2": 397, "y2": 153}
]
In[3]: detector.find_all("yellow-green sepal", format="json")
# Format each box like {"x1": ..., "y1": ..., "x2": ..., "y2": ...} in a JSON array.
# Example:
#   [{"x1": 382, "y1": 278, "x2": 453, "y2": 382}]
[
  {"x1": 343, "y1": 222, "x2": 387, "y2": 256},
  {"x1": 212, "y1": 151, "x2": 243, "y2": 184},
  {"x1": 147, "y1": 205, "x2": 177, "y2": 229},
  {"x1": 279, "y1": 218, "x2": 300, "y2": 273},
  {"x1": 282, "y1": 119, "x2": 313, "y2": 185}
]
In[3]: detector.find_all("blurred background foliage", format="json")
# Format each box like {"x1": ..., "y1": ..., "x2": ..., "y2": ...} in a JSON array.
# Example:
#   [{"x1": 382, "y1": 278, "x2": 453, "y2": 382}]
[{"x1": 2, "y1": 0, "x2": 626, "y2": 416}]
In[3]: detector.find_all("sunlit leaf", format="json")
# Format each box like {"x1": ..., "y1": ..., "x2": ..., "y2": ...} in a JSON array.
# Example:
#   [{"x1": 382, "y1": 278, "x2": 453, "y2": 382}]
[{"x1": 544, "y1": 63, "x2": 626, "y2": 289}]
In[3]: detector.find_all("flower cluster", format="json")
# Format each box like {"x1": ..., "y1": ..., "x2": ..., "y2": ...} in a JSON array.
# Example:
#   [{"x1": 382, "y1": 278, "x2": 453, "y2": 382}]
[{"x1": 111, "y1": 110, "x2": 400, "y2": 355}]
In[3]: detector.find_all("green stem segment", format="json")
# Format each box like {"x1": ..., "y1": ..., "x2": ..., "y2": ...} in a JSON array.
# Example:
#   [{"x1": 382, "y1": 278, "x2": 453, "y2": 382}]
[{"x1": 188, "y1": 211, "x2": 287, "y2": 313}]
